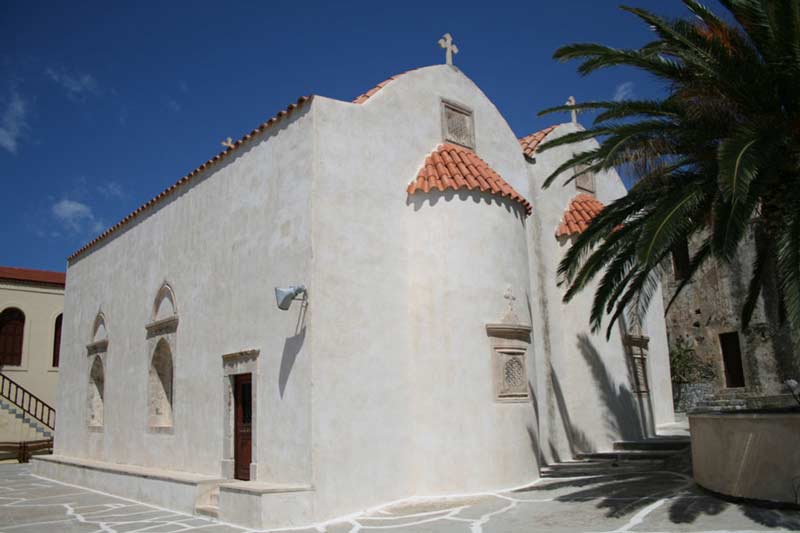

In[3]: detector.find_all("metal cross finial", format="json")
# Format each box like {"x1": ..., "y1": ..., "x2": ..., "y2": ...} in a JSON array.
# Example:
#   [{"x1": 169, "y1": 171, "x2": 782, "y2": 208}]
[
  {"x1": 566, "y1": 96, "x2": 578, "y2": 125},
  {"x1": 221, "y1": 137, "x2": 235, "y2": 149},
  {"x1": 438, "y1": 33, "x2": 459, "y2": 66}
]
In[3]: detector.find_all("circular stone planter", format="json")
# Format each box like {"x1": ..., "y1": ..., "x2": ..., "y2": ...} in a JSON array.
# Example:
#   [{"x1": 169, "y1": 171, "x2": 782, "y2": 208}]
[{"x1": 689, "y1": 410, "x2": 800, "y2": 505}]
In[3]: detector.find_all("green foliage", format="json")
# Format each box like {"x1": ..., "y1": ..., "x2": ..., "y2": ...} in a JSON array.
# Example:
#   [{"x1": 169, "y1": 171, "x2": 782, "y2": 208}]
[
  {"x1": 538, "y1": 0, "x2": 800, "y2": 337},
  {"x1": 669, "y1": 337, "x2": 716, "y2": 384}
]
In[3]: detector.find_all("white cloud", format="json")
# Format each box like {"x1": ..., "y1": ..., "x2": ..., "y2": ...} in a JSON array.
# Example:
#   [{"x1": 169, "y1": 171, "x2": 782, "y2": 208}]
[
  {"x1": 613, "y1": 81, "x2": 635, "y2": 102},
  {"x1": 97, "y1": 181, "x2": 124, "y2": 198},
  {"x1": 0, "y1": 92, "x2": 28, "y2": 154},
  {"x1": 45, "y1": 67, "x2": 99, "y2": 100},
  {"x1": 52, "y1": 198, "x2": 104, "y2": 234},
  {"x1": 161, "y1": 96, "x2": 181, "y2": 112}
]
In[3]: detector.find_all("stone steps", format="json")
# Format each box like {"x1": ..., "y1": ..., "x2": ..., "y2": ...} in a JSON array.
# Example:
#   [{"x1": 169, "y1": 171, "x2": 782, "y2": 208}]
[
  {"x1": 576, "y1": 450, "x2": 682, "y2": 462},
  {"x1": 195, "y1": 504, "x2": 219, "y2": 518},
  {"x1": 613, "y1": 437, "x2": 689, "y2": 452},
  {"x1": 194, "y1": 485, "x2": 220, "y2": 519},
  {"x1": 541, "y1": 437, "x2": 689, "y2": 478},
  {"x1": 0, "y1": 400, "x2": 52, "y2": 439},
  {"x1": 540, "y1": 460, "x2": 659, "y2": 478}
]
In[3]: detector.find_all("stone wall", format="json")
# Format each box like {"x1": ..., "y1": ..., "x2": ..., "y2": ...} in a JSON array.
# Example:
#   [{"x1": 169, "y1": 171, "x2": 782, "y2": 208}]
[
  {"x1": 673, "y1": 383, "x2": 714, "y2": 413},
  {"x1": 662, "y1": 225, "x2": 798, "y2": 396}
]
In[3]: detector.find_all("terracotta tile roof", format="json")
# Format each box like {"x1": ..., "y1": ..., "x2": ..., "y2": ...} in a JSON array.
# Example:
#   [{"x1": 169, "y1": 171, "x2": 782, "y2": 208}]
[
  {"x1": 0, "y1": 266, "x2": 65, "y2": 287},
  {"x1": 68, "y1": 96, "x2": 312, "y2": 262},
  {"x1": 408, "y1": 143, "x2": 532, "y2": 216},
  {"x1": 556, "y1": 193, "x2": 605, "y2": 238},
  {"x1": 352, "y1": 70, "x2": 415, "y2": 104},
  {"x1": 519, "y1": 125, "x2": 558, "y2": 158}
]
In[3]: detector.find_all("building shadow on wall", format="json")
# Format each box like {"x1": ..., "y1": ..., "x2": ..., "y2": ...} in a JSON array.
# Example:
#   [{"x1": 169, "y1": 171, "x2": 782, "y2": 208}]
[
  {"x1": 550, "y1": 370, "x2": 594, "y2": 461},
  {"x1": 576, "y1": 333, "x2": 648, "y2": 443},
  {"x1": 279, "y1": 301, "x2": 308, "y2": 398}
]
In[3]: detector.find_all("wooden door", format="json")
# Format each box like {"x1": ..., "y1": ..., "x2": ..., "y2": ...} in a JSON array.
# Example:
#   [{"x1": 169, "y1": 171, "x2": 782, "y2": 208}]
[{"x1": 233, "y1": 373, "x2": 252, "y2": 481}]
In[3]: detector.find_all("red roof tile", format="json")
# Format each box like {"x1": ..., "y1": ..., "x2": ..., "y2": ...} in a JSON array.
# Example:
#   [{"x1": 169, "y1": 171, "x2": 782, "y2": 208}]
[
  {"x1": 68, "y1": 96, "x2": 312, "y2": 262},
  {"x1": 408, "y1": 143, "x2": 532, "y2": 216},
  {"x1": 352, "y1": 70, "x2": 415, "y2": 104},
  {"x1": 519, "y1": 125, "x2": 558, "y2": 158},
  {"x1": 0, "y1": 266, "x2": 65, "y2": 287},
  {"x1": 556, "y1": 194, "x2": 605, "y2": 238}
]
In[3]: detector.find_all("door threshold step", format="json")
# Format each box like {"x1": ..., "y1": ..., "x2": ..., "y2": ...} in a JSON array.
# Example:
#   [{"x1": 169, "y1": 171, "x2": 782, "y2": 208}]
[{"x1": 195, "y1": 504, "x2": 219, "y2": 518}]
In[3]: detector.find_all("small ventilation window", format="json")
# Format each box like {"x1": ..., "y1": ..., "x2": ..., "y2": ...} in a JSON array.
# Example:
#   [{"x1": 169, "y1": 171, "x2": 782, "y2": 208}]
[
  {"x1": 441, "y1": 100, "x2": 475, "y2": 149},
  {"x1": 672, "y1": 239, "x2": 691, "y2": 281}
]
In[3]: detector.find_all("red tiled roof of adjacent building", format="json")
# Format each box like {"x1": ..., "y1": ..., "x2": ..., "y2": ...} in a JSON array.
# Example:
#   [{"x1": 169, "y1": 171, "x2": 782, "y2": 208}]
[
  {"x1": 0, "y1": 266, "x2": 65, "y2": 287},
  {"x1": 408, "y1": 143, "x2": 532, "y2": 216},
  {"x1": 519, "y1": 125, "x2": 558, "y2": 158},
  {"x1": 68, "y1": 96, "x2": 312, "y2": 262},
  {"x1": 556, "y1": 193, "x2": 605, "y2": 238}
]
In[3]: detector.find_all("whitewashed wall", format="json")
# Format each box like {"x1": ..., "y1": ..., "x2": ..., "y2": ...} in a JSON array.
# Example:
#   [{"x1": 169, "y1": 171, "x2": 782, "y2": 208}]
[
  {"x1": 309, "y1": 65, "x2": 538, "y2": 519},
  {"x1": 526, "y1": 123, "x2": 674, "y2": 462},
  {"x1": 56, "y1": 106, "x2": 316, "y2": 481}
]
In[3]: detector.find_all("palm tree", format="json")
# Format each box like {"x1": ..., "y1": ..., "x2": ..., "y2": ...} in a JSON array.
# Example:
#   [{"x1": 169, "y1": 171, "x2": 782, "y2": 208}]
[{"x1": 536, "y1": 0, "x2": 800, "y2": 355}]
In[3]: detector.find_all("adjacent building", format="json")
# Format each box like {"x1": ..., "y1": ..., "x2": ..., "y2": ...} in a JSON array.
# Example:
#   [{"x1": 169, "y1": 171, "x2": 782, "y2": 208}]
[
  {"x1": 664, "y1": 226, "x2": 800, "y2": 409},
  {"x1": 0, "y1": 266, "x2": 63, "y2": 443}
]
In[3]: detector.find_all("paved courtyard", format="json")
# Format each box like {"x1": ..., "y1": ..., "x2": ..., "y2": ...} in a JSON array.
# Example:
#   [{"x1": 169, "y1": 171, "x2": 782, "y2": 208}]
[{"x1": 1, "y1": 462, "x2": 799, "y2": 532}]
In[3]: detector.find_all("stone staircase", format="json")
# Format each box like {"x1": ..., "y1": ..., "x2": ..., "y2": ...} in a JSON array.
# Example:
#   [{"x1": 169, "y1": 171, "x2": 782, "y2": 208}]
[
  {"x1": 0, "y1": 399, "x2": 53, "y2": 439},
  {"x1": 540, "y1": 437, "x2": 690, "y2": 478}
]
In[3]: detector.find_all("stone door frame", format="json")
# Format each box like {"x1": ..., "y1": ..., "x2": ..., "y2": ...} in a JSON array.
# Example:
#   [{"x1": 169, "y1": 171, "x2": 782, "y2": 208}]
[{"x1": 221, "y1": 349, "x2": 259, "y2": 481}]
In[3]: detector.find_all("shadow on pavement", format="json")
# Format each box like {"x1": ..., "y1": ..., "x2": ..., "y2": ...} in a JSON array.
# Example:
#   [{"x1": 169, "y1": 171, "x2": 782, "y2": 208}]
[{"x1": 514, "y1": 465, "x2": 800, "y2": 528}]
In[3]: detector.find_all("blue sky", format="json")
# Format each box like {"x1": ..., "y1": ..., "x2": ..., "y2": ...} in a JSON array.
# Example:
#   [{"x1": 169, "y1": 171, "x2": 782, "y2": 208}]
[{"x1": 1, "y1": 0, "x2": 718, "y2": 272}]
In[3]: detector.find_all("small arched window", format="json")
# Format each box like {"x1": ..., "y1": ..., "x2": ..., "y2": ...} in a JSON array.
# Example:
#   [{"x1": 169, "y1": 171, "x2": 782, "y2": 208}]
[
  {"x1": 52, "y1": 314, "x2": 63, "y2": 367},
  {"x1": 149, "y1": 338, "x2": 174, "y2": 428},
  {"x1": 88, "y1": 355, "x2": 104, "y2": 427},
  {"x1": 0, "y1": 308, "x2": 25, "y2": 366}
]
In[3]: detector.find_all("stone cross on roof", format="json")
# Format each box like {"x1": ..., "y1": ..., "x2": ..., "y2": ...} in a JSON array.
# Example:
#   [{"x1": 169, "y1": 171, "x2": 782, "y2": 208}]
[
  {"x1": 438, "y1": 33, "x2": 459, "y2": 66},
  {"x1": 221, "y1": 137, "x2": 235, "y2": 149},
  {"x1": 566, "y1": 96, "x2": 578, "y2": 125}
]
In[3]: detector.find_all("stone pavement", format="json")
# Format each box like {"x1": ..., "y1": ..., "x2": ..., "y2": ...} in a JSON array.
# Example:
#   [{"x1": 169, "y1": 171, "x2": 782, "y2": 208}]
[{"x1": 1, "y1": 462, "x2": 799, "y2": 532}]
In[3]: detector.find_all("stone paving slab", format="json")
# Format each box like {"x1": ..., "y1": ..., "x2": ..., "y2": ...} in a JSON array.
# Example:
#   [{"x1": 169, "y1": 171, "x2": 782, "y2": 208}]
[{"x1": 1, "y1": 462, "x2": 800, "y2": 532}]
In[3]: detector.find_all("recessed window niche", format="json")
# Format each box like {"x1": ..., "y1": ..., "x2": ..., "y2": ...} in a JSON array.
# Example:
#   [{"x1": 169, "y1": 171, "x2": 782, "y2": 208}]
[
  {"x1": 486, "y1": 290, "x2": 532, "y2": 403},
  {"x1": 145, "y1": 282, "x2": 178, "y2": 432}
]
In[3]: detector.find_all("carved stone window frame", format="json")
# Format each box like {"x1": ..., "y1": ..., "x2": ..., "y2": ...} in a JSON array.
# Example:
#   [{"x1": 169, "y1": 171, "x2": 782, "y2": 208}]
[
  {"x1": 624, "y1": 334, "x2": 650, "y2": 394},
  {"x1": 144, "y1": 315, "x2": 178, "y2": 434},
  {"x1": 486, "y1": 323, "x2": 532, "y2": 403},
  {"x1": 441, "y1": 99, "x2": 476, "y2": 150},
  {"x1": 86, "y1": 312, "x2": 108, "y2": 432},
  {"x1": 221, "y1": 349, "x2": 259, "y2": 481}
]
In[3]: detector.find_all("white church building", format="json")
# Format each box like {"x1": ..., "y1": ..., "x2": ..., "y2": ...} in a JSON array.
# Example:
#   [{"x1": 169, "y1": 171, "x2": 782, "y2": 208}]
[{"x1": 35, "y1": 57, "x2": 674, "y2": 529}]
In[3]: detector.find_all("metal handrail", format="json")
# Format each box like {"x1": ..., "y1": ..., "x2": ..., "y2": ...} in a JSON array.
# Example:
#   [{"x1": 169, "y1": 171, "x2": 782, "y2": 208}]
[{"x1": 0, "y1": 372, "x2": 55, "y2": 430}]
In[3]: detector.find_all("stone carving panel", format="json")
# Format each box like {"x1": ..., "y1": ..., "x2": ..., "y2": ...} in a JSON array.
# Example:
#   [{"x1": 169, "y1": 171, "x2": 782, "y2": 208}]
[
  {"x1": 442, "y1": 101, "x2": 475, "y2": 149},
  {"x1": 495, "y1": 349, "x2": 529, "y2": 401}
]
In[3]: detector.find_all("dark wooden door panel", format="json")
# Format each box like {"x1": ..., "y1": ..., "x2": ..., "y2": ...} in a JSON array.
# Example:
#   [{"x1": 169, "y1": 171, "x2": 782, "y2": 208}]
[{"x1": 234, "y1": 373, "x2": 252, "y2": 481}]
